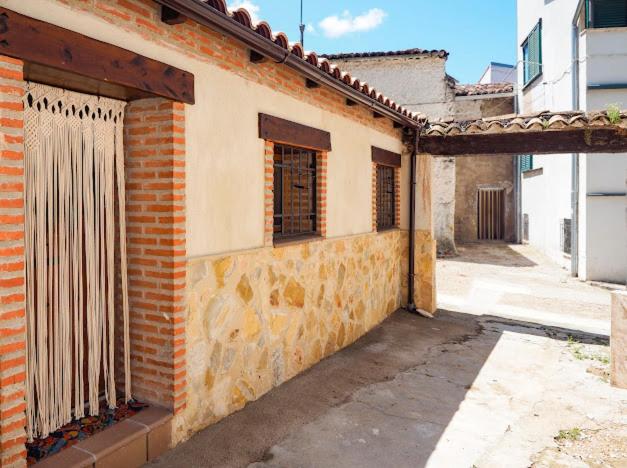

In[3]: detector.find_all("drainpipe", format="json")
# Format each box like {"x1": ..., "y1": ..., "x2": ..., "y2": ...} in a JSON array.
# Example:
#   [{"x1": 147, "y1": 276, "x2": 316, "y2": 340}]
[
  {"x1": 407, "y1": 129, "x2": 418, "y2": 312},
  {"x1": 406, "y1": 127, "x2": 433, "y2": 318},
  {"x1": 571, "y1": 14, "x2": 581, "y2": 277}
]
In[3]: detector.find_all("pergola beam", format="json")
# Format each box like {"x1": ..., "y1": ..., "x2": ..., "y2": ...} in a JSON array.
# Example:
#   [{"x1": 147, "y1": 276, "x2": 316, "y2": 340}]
[{"x1": 419, "y1": 126, "x2": 627, "y2": 155}]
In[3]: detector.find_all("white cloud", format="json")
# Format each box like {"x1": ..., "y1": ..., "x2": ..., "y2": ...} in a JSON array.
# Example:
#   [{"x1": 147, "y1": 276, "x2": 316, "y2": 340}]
[
  {"x1": 306, "y1": 23, "x2": 317, "y2": 34},
  {"x1": 228, "y1": 0, "x2": 261, "y2": 24},
  {"x1": 319, "y1": 8, "x2": 387, "y2": 38}
]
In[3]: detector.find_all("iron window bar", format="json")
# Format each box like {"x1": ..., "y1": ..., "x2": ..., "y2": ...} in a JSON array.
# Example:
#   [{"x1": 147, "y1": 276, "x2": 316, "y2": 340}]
[
  {"x1": 273, "y1": 144, "x2": 318, "y2": 240},
  {"x1": 376, "y1": 165, "x2": 396, "y2": 231}
]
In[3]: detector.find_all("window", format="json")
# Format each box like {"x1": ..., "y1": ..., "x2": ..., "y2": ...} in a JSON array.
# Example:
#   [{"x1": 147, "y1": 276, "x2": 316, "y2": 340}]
[
  {"x1": 376, "y1": 165, "x2": 396, "y2": 230},
  {"x1": 586, "y1": 0, "x2": 627, "y2": 28},
  {"x1": 520, "y1": 155, "x2": 534, "y2": 172},
  {"x1": 522, "y1": 21, "x2": 542, "y2": 86},
  {"x1": 273, "y1": 144, "x2": 318, "y2": 240}
]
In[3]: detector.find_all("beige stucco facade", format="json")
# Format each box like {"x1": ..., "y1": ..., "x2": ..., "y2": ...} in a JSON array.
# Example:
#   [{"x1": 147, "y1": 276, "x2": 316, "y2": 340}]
[{"x1": 4, "y1": 0, "x2": 437, "y2": 456}]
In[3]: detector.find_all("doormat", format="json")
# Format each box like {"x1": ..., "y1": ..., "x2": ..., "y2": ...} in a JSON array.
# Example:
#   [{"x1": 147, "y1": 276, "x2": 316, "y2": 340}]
[{"x1": 26, "y1": 400, "x2": 148, "y2": 465}]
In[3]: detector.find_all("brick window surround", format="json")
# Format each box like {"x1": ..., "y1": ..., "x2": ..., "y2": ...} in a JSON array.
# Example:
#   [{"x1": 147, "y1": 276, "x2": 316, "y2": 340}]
[
  {"x1": 0, "y1": 57, "x2": 187, "y2": 466},
  {"x1": 264, "y1": 140, "x2": 327, "y2": 246},
  {"x1": 372, "y1": 163, "x2": 401, "y2": 232}
]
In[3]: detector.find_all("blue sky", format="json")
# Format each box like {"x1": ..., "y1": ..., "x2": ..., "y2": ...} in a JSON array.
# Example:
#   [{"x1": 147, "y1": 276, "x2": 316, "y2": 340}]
[{"x1": 228, "y1": 0, "x2": 517, "y2": 84}]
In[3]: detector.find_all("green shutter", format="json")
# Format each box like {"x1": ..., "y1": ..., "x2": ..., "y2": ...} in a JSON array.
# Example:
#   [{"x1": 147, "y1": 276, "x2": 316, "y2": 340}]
[
  {"x1": 523, "y1": 22, "x2": 542, "y2": 85},
  {"x1": 591, "y1": 0, "x2": 627, "y2": 28},
  {"x1": 520, "y1": 155, "x2": 533, "y2": 172}
]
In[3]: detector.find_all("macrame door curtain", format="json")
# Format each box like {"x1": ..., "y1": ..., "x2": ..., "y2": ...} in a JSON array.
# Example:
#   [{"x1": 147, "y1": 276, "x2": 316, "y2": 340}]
[{"x1": 22, "y1": 83, "x2": 131, "y2": 441}]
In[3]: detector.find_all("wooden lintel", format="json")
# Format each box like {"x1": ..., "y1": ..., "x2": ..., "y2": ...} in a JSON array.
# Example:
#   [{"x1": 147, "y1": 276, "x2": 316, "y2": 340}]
[
  {"x1": 393, "y1": 122, "x2": 403, "y2": 129},
  {"x1": 418, "y1": 127, "x2": 627, "y2": 155},
  {"x1": 0, "y1": 7, "x2": 195, "y2": 104},
  {"x1": 372, "y1": 146, "x2": 401, "y2": 167},
  {"x1": 259, "y1": 113, "x2": 332, "y2": 152},
  {"x1": 250, "y1": 50, "x2": 267, "y2": 64},
  {"x1": 373, "y1": 112, "x2": 384, "y2": 119},
  {"x1": 306, "y1": 78, "x2": 320, "y2": 89},
  {"x1": 346, "y1": 99, "x2": 357, "y2": 107},
  {"x1": 161, "y1": 5, "x2": 186, "y2": 25}
]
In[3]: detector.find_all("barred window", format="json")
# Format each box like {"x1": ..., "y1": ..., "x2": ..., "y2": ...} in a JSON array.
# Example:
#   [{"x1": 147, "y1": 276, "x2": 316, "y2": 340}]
[
  {"x1": 273, "y1": 144, "x2": 317, "y2": 240},
  {"x1": 376, "y1": 165, "x2": 395, "y2": 230}
]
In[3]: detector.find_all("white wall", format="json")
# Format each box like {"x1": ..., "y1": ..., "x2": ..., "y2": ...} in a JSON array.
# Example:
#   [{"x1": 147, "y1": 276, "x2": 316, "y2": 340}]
[
  {"x1": 580, "y1": 28, "x2": 627, "y2": 282},
  {"x1": 517, "y1": 0, "x2": 578, "y2": 272},
  {"x1": 521, "y1": 155, "x2": 573, "y2": 269},
  {"x1": 479, "y1": 64, "x2": 517, "y2": 84}
]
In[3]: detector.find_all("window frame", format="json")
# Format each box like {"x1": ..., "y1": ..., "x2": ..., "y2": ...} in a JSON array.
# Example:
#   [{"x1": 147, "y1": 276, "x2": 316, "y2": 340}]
[
  {"x1": 272, "y1": 143, "x2": 320, "y2": 243},
  {"x1": 586, "y1": 0, "x2": 627, "y2": 29},
  {"x1": 520, "y1": 155, "x2": 534, "y2": 173},
  {"x1": 375, "y1": 164, "x2": 396, "y2": 231},
  {"x1": 522, "y1": 20, "x2": 543, "y2": 88},
  {"x1": 371, "y1": 146, "x2": 401, "y2": 233}
]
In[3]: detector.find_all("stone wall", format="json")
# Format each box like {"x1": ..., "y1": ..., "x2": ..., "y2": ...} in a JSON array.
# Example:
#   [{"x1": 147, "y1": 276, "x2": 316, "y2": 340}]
[
  {"x1": 175, "y1": 229, "x2": 408, "y2": 441},
  {"x1": 455, "y1": 155, "x2": 516, "y2": 243}
]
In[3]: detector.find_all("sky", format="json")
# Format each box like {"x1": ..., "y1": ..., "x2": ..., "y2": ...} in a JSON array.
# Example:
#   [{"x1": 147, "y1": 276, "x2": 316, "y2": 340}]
[{"x1": 227, "y1": 0, "x2": 517, "y2": 84}]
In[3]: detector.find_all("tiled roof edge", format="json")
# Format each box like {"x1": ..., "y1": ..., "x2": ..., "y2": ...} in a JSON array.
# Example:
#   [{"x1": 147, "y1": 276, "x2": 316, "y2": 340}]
[
  {"x1": 319, "y1": 49, "x2": 449, "y2": 60},
  {"x1": 158, "y1": 0, "x2": 422, "y2": 124}
]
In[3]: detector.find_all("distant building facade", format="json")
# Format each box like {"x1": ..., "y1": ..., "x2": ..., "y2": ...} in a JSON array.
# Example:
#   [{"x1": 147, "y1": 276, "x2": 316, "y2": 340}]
[
  {"x1": 479, "y1": 62, "x2": 517, "y2": 85},
  {"x1": 517, "y1": 0, "x2": 627, "y2": 283},
  {"x1": 324, "y1": 50, "x2": 517, "y2": 254}
]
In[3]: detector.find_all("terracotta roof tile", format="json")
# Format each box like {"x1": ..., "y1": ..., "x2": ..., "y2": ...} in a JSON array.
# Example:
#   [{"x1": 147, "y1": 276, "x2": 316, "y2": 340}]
[
  {"x1": 454, "y1": 83, "x2": 515, "y2": 97},
  {"x1": 195, "y1": 0, "x2": 421, "y2": 122},
  {"x1": 422, "y1": 110, "x2": 627, "y2": 136},
  {"x1": 319, "y1": 49, "x2": 449, "y2": 60}
]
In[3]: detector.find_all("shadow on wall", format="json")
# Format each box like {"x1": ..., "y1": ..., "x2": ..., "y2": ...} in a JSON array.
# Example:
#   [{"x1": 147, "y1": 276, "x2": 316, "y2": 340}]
[
  {"x1": 149, "y1": 309, "x2": 606, "y2": 467},
  {"x1": 445, "y1": 243, "x2": 538, "y2": 268}
]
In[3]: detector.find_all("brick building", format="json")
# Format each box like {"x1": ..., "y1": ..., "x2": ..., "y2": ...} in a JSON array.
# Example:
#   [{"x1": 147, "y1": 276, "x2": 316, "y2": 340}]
[{"x1": 0, "y1": 1, "x2": 436, "y2": 466}]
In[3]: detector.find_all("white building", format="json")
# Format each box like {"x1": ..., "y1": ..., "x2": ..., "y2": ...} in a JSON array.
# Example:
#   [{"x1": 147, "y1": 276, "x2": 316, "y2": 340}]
[
  {"x1": 479, "y1": 62, "x2": 517, "y2": 85},
  {"x1": 517, "y1": 0, "x2": 627, "y2": 283}
]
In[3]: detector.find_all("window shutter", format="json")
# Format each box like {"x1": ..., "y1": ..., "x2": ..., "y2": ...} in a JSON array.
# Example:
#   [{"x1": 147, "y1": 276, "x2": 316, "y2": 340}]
[
  {"x1": 520, "y1": 155, "x2": 533, "y2": 172},
  {"x1": 523, "y1": 22, "x2": 542, "y2": 85},
  {"x1": 591, "y1": 0, "x2": 627, "y2": 28}
]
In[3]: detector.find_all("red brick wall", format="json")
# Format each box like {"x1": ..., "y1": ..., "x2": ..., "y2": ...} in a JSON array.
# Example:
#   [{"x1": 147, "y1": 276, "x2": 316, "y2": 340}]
[
  {"x1": 0, "y1": 56, "x2": 27, "y2": 467},
  {"x1": 123, "y1": 99, "x2": 187, "y2": 413}
]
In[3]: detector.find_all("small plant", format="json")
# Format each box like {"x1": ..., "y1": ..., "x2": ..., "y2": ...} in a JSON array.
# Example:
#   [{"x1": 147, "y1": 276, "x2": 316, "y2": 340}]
[
  {"x1": 607, "y1": 104, "x2": 621, "y2": 125},
  {"x1": 567, "y1": 336, "x2": 609, "y2": 364},
  {"x1": 555, "y1": 427, "x2": 582, "y2": 441}
]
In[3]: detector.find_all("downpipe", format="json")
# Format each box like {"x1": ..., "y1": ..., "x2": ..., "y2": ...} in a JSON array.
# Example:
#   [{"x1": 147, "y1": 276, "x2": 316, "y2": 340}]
[{"x1": 406, "y1": 128, "x2": 433, "y2": 319}]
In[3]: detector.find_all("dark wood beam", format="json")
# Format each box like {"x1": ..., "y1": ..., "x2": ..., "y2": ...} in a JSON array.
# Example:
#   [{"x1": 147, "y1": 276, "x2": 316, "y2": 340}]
[
  {"x1": 418, "y1": 127, "x2": 627, "y2": 155},
  {"x1": 393, "y1": 122, "x2": 403, "y2": 129},
  {"x1": 373, "y1": 112, "x2": 384, "y2": 119},
  {"x1": 305, "y1": 78, "x2": 320, "y2": 89},
  {"x1": 259, "y1": 113, "x2": 332, "y2": 152},
  {"x1": 0, "y1": 7, "x2": 194, "y2": 104},
  {"x1": 250, "y1": 50, "x2": 267, "y2": 63},
  {"x1": 372, "y1": 146, "x2": 401, "y2": 167},
  {"x1": 346, "y1": 99, "x2": 357, "y2": 106},
  {"x1": 161, "y1": 5, "x2": 186, "y2": 25}
]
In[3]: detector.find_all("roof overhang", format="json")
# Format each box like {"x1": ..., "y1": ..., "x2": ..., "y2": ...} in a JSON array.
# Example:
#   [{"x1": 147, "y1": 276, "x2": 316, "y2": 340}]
[
  {"x1": 419, "y1": 111, "x2": 627, "y2": 155},
  {"x1": 153, "y1": 0, "x2": 421, "y2": 129}
]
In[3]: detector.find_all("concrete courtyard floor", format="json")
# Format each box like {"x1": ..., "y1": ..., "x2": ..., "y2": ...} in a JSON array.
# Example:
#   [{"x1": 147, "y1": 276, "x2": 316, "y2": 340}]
[{"x1": 150, "y1": 243, "x2": 627, "y2": 468}]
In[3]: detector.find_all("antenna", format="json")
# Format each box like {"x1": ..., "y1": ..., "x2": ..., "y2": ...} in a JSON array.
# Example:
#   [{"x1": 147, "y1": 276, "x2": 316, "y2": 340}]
[{"x1": 299, "y1": 0, "x2": 305, "y2": 48}]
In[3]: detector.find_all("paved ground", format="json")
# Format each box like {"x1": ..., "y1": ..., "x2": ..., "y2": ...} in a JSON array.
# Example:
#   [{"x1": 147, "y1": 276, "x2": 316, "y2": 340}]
[{"x1": 150, "y1": 243, "x2": 627, "y2": 468}]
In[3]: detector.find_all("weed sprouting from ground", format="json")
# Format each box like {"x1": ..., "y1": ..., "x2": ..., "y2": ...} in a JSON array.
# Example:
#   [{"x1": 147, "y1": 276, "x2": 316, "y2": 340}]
[
  {"x1": 567, "y1": 336, "x2": 609, "y2": 365},
  {"x1": 556, "y1": 427, "x2": 583, "y2": 442}
]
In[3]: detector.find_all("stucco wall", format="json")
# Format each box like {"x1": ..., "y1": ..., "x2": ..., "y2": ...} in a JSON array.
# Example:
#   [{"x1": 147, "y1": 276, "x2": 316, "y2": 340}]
[
  {"x1": 329, "y1": 56, "x2": 451, "y2": 118},
  {"x1": 518, "y1": 0, "x2": 627, "y2": 281},
  {"x1": 5, "y1": 0, "x2": 440, "y2": 456}
]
